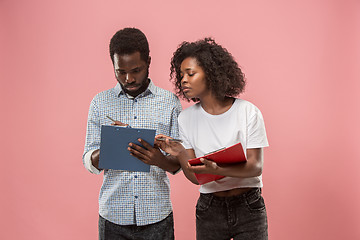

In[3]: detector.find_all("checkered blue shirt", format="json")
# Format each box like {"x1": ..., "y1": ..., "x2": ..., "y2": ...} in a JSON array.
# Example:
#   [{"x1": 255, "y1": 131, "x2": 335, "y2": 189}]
[{"x1": 83, "y1": 80, "x2": 182, "y2": 226}]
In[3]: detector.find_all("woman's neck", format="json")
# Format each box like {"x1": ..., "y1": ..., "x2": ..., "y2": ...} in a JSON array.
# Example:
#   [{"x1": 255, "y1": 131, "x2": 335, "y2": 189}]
[{"x1": 199, "y1": 95, "x2": 235, "y2": 115}]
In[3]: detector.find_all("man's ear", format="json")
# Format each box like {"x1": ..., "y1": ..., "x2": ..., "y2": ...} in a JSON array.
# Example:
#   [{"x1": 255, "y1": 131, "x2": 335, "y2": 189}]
[{"x1": 147, "y1": 56, "x2": 151, "y2": 66}]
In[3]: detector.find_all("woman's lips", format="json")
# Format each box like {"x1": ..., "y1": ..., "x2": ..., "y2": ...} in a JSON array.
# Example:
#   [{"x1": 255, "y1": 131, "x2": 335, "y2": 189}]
[{"x1": 182, "y1": 87, "x2": 190, "y2": 93}]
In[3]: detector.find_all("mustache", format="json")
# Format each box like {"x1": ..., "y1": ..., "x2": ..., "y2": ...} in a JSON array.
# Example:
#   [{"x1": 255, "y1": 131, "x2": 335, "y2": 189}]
[{"x1": 124, "y1": 83, "x2": 140, "y2": 88}]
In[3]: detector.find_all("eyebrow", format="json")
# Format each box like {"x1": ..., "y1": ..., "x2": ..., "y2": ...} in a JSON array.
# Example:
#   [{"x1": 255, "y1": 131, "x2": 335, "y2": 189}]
[
  {"x1": 180, "y1": 68, "x2": 194, "y2": 72},
  {"x1": 116, "y1": 66, "x2": 143, "y2": 71}
]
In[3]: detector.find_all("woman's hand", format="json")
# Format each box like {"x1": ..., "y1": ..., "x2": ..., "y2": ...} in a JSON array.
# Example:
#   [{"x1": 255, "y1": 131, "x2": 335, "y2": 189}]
[
  {"x1": 155, "y1": 134, "x2": 185, "y2": 157},
  {"x1": 187, "y1": 158, "x2": 219, "y2": 174}
]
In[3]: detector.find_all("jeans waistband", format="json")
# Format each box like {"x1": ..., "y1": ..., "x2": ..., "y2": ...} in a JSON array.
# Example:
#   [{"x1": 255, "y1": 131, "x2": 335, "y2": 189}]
[{"x1": 200, "y1": 188, "x2": 261, "y2": 205}]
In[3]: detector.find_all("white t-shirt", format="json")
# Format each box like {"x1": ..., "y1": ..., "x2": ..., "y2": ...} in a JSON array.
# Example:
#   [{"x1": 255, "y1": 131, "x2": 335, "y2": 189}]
[{"x1": 178, "y1": 98, "x2": 269, "y2": 193}]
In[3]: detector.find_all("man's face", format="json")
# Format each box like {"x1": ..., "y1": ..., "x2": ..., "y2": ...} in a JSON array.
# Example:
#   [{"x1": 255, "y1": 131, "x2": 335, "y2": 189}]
[{"x1": 113, "y1": 52, "x2": 150, "y2": 97}]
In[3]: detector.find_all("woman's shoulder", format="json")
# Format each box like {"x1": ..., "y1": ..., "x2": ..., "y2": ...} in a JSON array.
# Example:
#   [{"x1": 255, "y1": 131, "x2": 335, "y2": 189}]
[
  {"x1": 233, "y1": 98, "x2": 263, "y2": 115},
  {"x1": 234, "y1": 98, "x2": 257, "y2": 108},
  {"x1": 178, "y1": 102, "x2": 201, "y2": 121}
]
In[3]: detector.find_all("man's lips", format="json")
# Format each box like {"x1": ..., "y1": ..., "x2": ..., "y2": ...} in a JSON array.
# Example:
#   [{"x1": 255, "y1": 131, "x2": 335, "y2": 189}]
[{"x1": 125, "y1": 84, "x2": 140, "y2": 90}]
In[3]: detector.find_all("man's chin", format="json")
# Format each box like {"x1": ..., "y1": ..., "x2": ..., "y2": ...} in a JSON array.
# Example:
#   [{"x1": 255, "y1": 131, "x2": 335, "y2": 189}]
[
  {"x1": 125, "y1": 86, "x2": 140, "y2": 92},
  {"x1": 124, "y1": 87, "x2": 142, "y2": 97}
]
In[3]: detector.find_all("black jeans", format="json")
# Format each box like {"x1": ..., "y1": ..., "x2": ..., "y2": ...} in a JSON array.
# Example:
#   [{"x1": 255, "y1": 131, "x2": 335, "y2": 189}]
[
  {"x1": 99, "y1": 212, "x2": 174, "y2": 240},
  {"x1": 196, "y1": 188, "x2": 268, "y2": 240}
]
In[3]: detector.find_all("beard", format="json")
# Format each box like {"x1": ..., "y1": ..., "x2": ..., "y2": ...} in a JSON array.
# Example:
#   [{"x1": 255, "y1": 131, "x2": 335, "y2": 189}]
[{"x1": 121, "y1": 69, "x2": 149, "y2": 97}]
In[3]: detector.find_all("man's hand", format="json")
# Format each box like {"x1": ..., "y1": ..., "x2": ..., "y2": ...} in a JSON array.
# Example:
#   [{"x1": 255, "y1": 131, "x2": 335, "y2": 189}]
[
  {"x1": 128, "y1": 138, "x2": 180, "y2": 172},
  {"x1": 111, "y1": 121, "x2": 129, "y2": 127}
]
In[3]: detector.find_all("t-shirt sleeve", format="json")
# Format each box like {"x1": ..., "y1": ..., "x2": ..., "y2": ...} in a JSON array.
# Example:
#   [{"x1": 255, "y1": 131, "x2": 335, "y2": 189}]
[
  {"x1": 178, "y1": 114, "x2": 193, "y2": 150},
  {"x1": 247, "y1": 107, "x2": 269, "y2": 149}
]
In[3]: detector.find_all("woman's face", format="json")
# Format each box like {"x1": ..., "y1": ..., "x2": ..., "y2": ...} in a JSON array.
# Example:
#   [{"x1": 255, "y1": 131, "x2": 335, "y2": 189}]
[{"x1": 180, "y1": 57, "x2": 210, "y2": 99}]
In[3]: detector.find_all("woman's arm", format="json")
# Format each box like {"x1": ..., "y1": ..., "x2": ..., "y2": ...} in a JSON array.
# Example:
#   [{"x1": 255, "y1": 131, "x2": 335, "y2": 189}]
[
  {"x1": 176, "y1": 149, "x2": 199, "y2": 184},
  {"x1": 188, "y1": 148, "x2": 264, "y2": 178},
  {"x1": 155, "y1": 135, "x2": 199, "y2": 184}
]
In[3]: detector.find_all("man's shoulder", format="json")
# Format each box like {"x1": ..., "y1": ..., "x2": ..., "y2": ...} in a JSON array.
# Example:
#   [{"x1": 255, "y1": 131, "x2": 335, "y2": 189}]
[
  {"x1": 153, "y1": 86, "x2": 179, "y2": 102},
  {"x1": 92, "y1": 87, "x2": 117, "y2": 102}
]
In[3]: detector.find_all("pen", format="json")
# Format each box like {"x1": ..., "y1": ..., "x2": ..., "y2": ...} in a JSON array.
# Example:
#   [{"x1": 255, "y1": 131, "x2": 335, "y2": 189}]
[
  {"x1": 156, "y1": 137, "x2": 183, "y2": 143},
  {"x1": 106, "y1": 115, "x2": 131, "y2": 128},
  {"x1": 106, "y1": 115, "x2": 117, "y2": 122}
]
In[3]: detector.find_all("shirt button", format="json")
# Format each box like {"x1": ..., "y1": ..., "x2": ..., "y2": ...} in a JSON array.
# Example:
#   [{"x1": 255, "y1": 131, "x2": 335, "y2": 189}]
[
  {"x1": 134, "y1": 175, "x2": 137, "y2": 178},
  {"x1": 134, "y1": 116, "x2": 137, "y2": 119},
  {"x1": 135, "y1": 196, "x2": 138, "y2": 199},
  {"x1": 134, "y1": 99, "x2": 137, "y2": 102}
]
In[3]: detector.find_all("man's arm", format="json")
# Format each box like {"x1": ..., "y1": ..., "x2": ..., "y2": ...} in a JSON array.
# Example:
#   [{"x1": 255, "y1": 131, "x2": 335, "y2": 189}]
[
  {"x1": 128, "y1": 139, "x2": 181, "y2": 173},
  {"x1": 90, "y1": 149, "x2": 101, "y2": 170},
  {"x1": 83, "y1": 97, "x2": 102, "y2": 174},
  {"x1": 83, "y1": 149, "x2": 102, "y2": 174}
]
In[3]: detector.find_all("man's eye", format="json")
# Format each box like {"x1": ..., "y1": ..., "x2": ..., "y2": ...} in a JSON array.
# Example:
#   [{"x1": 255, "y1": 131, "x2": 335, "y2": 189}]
[
  {"x1": 132, "y1": 68, "x2": 141, "y2": 73},
  {"x1": 116, "y1": 70, "x2": 125, "y2": 74}
]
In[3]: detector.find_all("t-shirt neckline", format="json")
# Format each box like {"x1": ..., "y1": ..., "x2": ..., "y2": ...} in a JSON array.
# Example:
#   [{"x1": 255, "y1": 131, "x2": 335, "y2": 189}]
[{"x1": 199, "y1": 99, "x2": 238, "y2": 118}]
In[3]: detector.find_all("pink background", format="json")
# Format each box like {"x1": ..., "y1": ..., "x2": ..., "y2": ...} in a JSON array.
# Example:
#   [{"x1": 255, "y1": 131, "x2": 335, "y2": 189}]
[{"x1": 1, "y1": 0, "x2": 359, "y2": 239}]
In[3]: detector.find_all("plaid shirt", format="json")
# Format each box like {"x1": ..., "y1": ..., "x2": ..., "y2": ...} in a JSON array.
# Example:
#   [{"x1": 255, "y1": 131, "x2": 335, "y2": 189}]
[{"x1": 83, "y1": 80, "x2": 182, "y2": 226}]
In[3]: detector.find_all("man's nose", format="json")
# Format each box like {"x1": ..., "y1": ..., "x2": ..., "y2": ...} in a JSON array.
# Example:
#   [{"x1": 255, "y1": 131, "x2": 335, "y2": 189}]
[{"x1": 125, "y1": 73, "x2": 135, "y2": 83}]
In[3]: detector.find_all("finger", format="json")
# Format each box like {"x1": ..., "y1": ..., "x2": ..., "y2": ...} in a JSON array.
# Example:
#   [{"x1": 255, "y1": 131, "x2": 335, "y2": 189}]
[
  {"x1": 200, "y1": 158, "x2": 218, "y2": 169},
  {"x1": 188, "y1": 164, "x2": 206, "y2": 173},
  {"x1": 187, "y1": 162, "x2": 196, "y2": 173},
  {"x1": 137, "y1": 138, "x2": 155, "y2": 150},
  {"x1": 155, "y1": 134, "x2": 167, "y2": 139},
  {"x1": 128, "y1": 142, "x2": 149, "y2": 155},
  {"x1": 155, "y1": 135, "x2": 173, "y2": 144},
  {"x1": 128, "y1": 147, "x2": 149, "y2": 163},
  {"x1": 112, "y1": 121, "x2": 128, "y2": 127}
]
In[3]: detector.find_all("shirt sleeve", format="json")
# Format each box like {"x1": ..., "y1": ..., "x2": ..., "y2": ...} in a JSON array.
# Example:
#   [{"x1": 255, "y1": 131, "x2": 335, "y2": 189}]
[
  {"x1": 82, "y1": 97, "x2": 102, "y2": 172},
  {"x1": 168, "y1": 97, "x2": 183, "y2": 175},
  {"x1": 169, "y1": 97, "x2": 182, "y2": 139},
  {"x1": 247, "y1": 108, "x2": 269, "y2": 149},
  {"x1": 178, "y1": 112, "x2": 193, "y2": 150},
  {"x1": 83, "y1": 149, "x2": 102, "y2": 174}
]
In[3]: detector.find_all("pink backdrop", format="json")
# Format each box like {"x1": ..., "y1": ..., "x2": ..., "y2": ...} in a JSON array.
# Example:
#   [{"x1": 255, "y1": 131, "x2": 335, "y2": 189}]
[{"x1": 1, "y1": 0, "x2": 359, "y2": 239}]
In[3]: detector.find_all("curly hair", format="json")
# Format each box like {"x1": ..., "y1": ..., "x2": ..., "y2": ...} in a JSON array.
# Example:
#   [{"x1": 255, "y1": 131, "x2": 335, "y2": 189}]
[
  {"x1": 170, "y1": 38, "x2": 245, "y2": 102},
  {"x1": 109, "y1": 27, "x2": 150, "y2": 63}
]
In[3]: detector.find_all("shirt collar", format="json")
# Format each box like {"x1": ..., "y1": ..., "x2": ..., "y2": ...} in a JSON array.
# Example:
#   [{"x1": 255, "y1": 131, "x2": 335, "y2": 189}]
[{"x1": 113, "y1": 79, "x2": 157, "y2": 98}]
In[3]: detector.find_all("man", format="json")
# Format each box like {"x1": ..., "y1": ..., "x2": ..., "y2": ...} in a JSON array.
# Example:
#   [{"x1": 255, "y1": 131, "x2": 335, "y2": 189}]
[{"x1": 83, "y1": 27, "x2": 182, "y2": 240}]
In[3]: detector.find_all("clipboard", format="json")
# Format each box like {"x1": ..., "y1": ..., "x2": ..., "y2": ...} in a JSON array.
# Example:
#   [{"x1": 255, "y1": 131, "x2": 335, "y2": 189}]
[
  {"x1": 99, "y1": 125, "x2": 156, "y2": 172},
  {"x1": 188, "y1": 142, "x2": 247, "y2": 184}
]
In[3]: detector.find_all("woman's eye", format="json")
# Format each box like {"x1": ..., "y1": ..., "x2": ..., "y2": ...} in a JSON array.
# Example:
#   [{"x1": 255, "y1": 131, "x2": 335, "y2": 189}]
[{"x1": 188, "y1": 73, "x2": 194, "y2": 77}]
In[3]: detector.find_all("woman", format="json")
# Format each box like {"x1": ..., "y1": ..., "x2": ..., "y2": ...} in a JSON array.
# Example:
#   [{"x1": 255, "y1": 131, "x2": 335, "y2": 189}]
[{"x1": 156, "y1": 38, "x2": 269, "y2": 240}]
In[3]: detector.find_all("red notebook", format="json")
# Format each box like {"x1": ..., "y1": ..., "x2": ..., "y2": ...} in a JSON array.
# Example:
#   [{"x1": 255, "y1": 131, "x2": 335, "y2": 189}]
[{"x1": 188, "y1": 142, "x2": 247, "y2": 185}]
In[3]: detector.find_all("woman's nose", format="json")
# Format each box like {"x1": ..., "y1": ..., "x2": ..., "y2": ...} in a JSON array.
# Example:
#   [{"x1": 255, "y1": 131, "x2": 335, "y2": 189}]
[{"x1": 181, "y1": 75, "x2": 188, "y2": 84}]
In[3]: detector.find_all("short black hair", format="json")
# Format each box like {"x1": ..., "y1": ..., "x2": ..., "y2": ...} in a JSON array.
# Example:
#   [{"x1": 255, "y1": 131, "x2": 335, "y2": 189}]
[
  {"x1": 170, "y1": 38, "x2": 246, "y2": 102},
  {"x1": 109, "y1": 27, "x2": 150, "y2": 63}
]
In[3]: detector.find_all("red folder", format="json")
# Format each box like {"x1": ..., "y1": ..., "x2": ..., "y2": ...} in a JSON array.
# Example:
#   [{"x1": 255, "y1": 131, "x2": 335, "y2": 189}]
[{"x1": 188, "y1": 142, "x2": 247, "y2": 185}]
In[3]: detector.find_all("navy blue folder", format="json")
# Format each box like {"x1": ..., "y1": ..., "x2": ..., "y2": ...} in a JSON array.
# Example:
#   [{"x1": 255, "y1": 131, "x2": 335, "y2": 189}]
[{"x1": 99, "y1": 125, "x2": 156, "y2": 172}]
